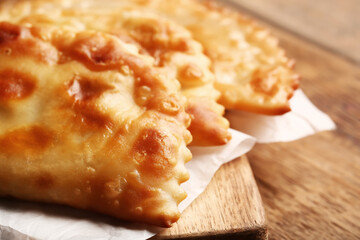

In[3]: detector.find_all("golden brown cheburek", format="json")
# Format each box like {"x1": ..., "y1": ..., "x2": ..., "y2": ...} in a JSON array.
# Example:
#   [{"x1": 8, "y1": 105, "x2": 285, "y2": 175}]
[
  {"x1": 0, "y1": 21, "x2": 192, "y2": 227},
  {"x1": 0, "y1": 0, "x2": 231, "y2": 146},
  {"x1": 119, "y1": 0, "x2": 300, "y2": 115},
  {"x1": 121, "y1": 0, "x2": 300, "y2": 115},
  {"x1": 16, "y1": 0, "x2": 299, "y2": 115}
]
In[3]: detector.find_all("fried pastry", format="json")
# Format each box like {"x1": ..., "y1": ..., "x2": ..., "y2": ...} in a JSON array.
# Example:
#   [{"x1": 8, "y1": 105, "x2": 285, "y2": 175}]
[
  {"x1": 117, "y1": 0, "x2": 300, "y2": 114},
  {"x1": 0, "y1": 21, "x2": 192, "y2": 227},
  {"x1": 0, "y1": 0, "x2": 231, "y2": 146},
  {"x1": 122, "y1": 0, "x2": 300, "y2": 114},
  {"x1": 12, "y1": 0, "x2": 299, "y2": 115}
]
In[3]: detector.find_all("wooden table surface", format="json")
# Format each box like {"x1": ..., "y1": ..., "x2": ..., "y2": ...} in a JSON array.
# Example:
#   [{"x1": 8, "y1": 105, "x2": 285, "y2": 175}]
[{"x1": 223, "y1": 0, "x2": 360, "y2": 239}]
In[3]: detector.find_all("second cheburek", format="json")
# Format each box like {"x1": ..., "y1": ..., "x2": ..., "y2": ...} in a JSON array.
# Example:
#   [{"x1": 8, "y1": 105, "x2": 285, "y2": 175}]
[
  {"x1": 43, "y1": 0, "x2": 299, "y2": 115},
  {"x1": 117, "y1": 0, "x2": 300, "y2": 115},
  {"x1": 0, "y1": 21, "x2": 192, "y2": 227},
  {"x1": 1, "y1": 1, "x2": 232, "y2": 146}
]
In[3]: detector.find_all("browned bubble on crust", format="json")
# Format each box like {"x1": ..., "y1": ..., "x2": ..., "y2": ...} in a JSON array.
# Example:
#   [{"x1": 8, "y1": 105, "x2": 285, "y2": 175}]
[
  {"x1": 73, "y1": 104, "x2": 114, "y2": 130},
  {"x1": 0, "y1": 22, "x2": 58, "y2": 64},
  {"x1": 123, "y1": 18, "x2": 190, "y2": 66},
  {"x1": 133, "y1": 128, "x2": 175, "y2": 178},
  {"x1": 67, "y1": 32, "x2": 184, "y2": 117},
  {"x1": 0, "y1": 125, "x2": 54, "y2": 157},
  {"x1": 250, "y1": 71, "x2": 280, "y2": 97},
  {"x1": 66, "y1": 75, "x2": 114, "y2": 130},
  {"x1": 0, "y1": 21, "x2": 28, "y2": 43},
  {"x1": 179, "y1": 63, "x2": 204, "y2": 85},
  {"x1": 69, "y1": 32, "x2": 128, "y2": 70},
  {"x1": 0, "y1": 69, "x2": 36, "y2": 101},
  {"x1": 67, "y1": 75, "x2": 114, "y2": 101}
]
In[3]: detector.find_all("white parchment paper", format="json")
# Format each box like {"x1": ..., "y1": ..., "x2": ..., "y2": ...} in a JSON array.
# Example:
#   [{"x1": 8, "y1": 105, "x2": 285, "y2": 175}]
[
  {"x1": 0, "y1": 90, "x2": 335, "y2": 240},
  {"x1": 227, "y1": 90, "x2": 336, "y2": 143}
]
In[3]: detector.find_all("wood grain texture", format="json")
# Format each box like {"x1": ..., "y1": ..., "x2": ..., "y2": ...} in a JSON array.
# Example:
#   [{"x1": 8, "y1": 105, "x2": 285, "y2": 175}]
[
  {"x1": 225, "y1": 0, "x2": 360, "y2": 64},
  {"x1": 154, "y1": 156, "x2": 267, "y2": 240}
]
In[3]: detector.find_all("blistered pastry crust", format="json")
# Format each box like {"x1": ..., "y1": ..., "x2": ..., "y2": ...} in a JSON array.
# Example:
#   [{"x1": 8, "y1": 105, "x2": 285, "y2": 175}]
[
  {"x1": 0, "y1": 0, "x2": 231, "y2": 146},
  {"x1": 27, "y1": 0, "x2": 300, "y2": 115},
  {"x1": 140, "y1": 0, "x2": 299, "y2": 114},
  {"x1": 198, "y1": 1, "x2": 300, "y2": 115},
  {"x1": 0, "y1": 21, "x2": 192, "y2": 227}
]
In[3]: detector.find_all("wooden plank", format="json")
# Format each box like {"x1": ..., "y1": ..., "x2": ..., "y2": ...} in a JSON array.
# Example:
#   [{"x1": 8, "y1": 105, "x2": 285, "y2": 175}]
[
  {"x1": 225, "y1": 0, "x2": 360, "y2": 64},
  {"x1": 153, "y1": 156, "x2": 267, "y2": 240},
  {"x1": 250, "y1": 133, "x2": 360, "y2": 240}
]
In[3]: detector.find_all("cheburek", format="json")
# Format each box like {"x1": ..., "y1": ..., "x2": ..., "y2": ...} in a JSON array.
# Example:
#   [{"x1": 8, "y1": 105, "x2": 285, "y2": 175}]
[
  {"x1": 17, "y1": 0, "x2": 299, "y2": 115},
  {"x1": 119, "y1": 0, "x2": 300, "y2": 114},
  {"x1": 0, "y1": 21, "x2": 192, "y2": 227},
  {"x1": 0, "y1": 0, "x2": 231, "y2": 146}
]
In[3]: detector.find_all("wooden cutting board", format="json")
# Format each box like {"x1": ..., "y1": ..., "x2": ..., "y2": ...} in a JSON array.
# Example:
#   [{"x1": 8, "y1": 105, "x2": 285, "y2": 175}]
[{"x1": 153, "y1": 156, "x2": 267, "y2": 240}]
